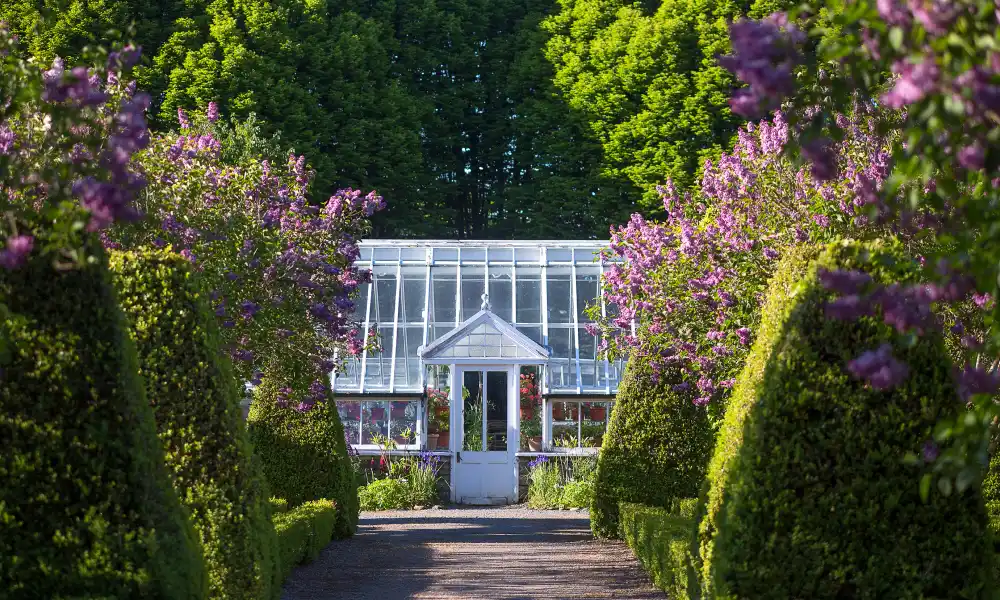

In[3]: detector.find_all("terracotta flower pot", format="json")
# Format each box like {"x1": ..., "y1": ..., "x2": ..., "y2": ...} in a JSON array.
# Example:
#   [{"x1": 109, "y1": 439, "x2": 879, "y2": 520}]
[
  {"x1": 520, "y1": 406, "x2": 534, "y2": 421},
  {"x1": 435, "y1": 404, "x2": 449, "y2": 416},
  {"x1": 394, "y1": 435, "x2": 409, "y2": 446},
  {"x1": 370, "y1": 407, "x2": 386, "y2": 420},
  {"x1": 527, "y1": 436, "x2": 543, "y2": 452},
  {"x1": 427, "y1": 433, "x2": 439, "y2": 451},
  {"x1": 343, "y1": 403, "x2": 360, "y2": 420},
  {"x1": 438, "y1": 430, "x2": 450, "y2": 449},
  {"x1": 552, "y1": 404, "x2": 564, "y2": 420},
  {"x1": 589, "y1": 407, "x2": 606, "y2": 421}
]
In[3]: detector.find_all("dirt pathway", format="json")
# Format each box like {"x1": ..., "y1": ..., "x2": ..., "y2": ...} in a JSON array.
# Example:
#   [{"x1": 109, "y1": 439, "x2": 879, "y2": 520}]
[{"x1": 281, "y1": 506, "x2": 665, "y2": 600}]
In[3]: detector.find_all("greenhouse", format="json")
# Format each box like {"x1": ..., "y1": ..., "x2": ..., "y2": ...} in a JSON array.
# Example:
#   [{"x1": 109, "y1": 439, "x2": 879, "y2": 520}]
[{"x1": 332, "y1": 240, "x2": 625, "y2": 504}]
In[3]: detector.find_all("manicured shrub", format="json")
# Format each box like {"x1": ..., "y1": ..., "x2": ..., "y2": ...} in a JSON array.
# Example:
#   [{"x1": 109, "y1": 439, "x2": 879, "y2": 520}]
[
  {"x1": 526, "y1": 456, "x2": 597, "y2": 509},
  {"x1": 0, "y1": 246, "x2": 207, "y2": 598},
  {"x1": 249, "y1": 372, "x2": 359, "y2": 537},
  {"x1": 983, "y1": 446, "x2": 1000, "y2": 578},
  {"x1": 270, "y1": 497, "x2": 290, "y2": 515},
  {"x1": 109, "y1": 248, "x2": 280, "y2": 600},
  {"x1": 591, "y1": 358, "x2": 714, "y2": 538},
  {"x1": 273, "y1": 499, "x2": 339, "y2": 578},
  {"x1": 619, "y1": 500, "x2": 700, "y2": 600},
  {"x1": 359, "y1": 478, "x2": 411, "y2": 511},
  {"x1": 699, "y1": 240, "x2": 995, "y2": 598}
]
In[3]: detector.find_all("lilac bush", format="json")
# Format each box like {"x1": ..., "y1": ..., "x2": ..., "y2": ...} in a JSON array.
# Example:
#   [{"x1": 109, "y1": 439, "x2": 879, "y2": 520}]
[
  {"x1": 592, "y1": 110, "x2": 901, "y2": 418},
  {"x1": 109, "y1": 108, "x2": 384, "y2": 408},
  {"x1": 717, "y1": 1, "x2": 1000, "y2": 488}
]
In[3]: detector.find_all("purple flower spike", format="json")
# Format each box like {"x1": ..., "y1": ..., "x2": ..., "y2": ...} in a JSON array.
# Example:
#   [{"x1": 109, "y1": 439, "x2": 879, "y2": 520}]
[
  {"x1": 847, "y1": 344, "x2": 909, "y2": 390},
  {"x1": 922, "y1": 440, "x2": 939, "y2": 463},
  {"x1": 825, "y1": 295, "x2": 872, "y2": 320},
  {"x1": 207, "y1": 101, "x2": 219, "y2": 123}
]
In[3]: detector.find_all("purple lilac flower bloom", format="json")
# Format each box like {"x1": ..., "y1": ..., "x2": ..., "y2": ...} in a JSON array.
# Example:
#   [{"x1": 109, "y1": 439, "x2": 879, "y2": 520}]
[
  {"x1": 881, "y1": 58, "x2": 939, "y2": 108},
  {"x1": 0, "y1": 234, "x2": 33, "y2": 269},
  {"x1": 801, "y1": 137, "x2": 838, "y2": 181},
  {"x1": 250, "y1": 370, "x2": 263, "y2": 386},
  {"x1": 177, "y1": 107, "x2": 190, "y2": 129},
  {"x1": 240, "y1": 301, "x2": 261, "y2": 319},
  {"x1": 812, "y1": 214, "x2": 830, "y2": 227},
  {"x1": 922, "y1": 440, "x2": 939, "y2": 462},
  {"x1": 825, "y1": 295, "x2": 871, "y2": 320},
  {"x1": 956, "y1": 366, "x2": 1000, "y2": 400},
  {"x1": 206, "y1": 101, "x2": 219, "y2": 123},
  {"x1": 847, "y1": 344, "x2": 909, "y2": 390},
  {"x1": 0, "y1": 125, "x2": 14, "y2": 154},
  {"x1": 818, "y1": 269, "x2": 873, "y2": 295},
  {"x1": 958, "y1": 142, "x2": 986, "y2": 171},
  {"x1": 736, "y1": 327, "x2": 752, "y2": 345}
]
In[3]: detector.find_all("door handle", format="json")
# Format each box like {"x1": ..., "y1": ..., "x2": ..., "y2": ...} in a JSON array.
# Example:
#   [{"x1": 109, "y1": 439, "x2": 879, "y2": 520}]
[{"x1": 456, "y1": 452, "x2": 461, "y2": 463}]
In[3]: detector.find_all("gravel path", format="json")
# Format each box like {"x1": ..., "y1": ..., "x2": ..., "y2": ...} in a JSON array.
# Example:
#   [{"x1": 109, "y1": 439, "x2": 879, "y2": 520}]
[{"x1": 281, "y1": 505, "x2": 665, "y2": 600}]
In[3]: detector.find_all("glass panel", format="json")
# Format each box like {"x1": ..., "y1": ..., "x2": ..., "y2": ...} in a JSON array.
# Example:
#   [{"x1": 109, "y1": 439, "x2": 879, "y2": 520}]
[
  {"x1": 374, "y1": 247, "x2": 399, "y2": 261},
  {"x1": 400, "y1": 247, "x2": 426, "y2": 262},
  {"x1": 434, "y1": 247, "x2": 458, "y2": 261},
  {"x1": 515, "y1": 268, "x2": 541, "y2": 323},
  {"x1": 578, "y1": 326, "x2": 598, "y2": 388},
  {"x1": 400, "y1": 269, "x2": 426, "y2": 323},
  {"x1": 582, "y1": 401, "x2": 609, "y2": 448},
  {"x1": 515, "y1": 247, "x2": 540, "y2": 262},
  {"x1": 337, "y1": 401, "x2": 362, "y2": 445},
  {"x1": 488, "y1": 247, "x2": 513, "y2": 262},
  {"x1": 546, "y1": 270, "x2": 572, "y2": 324},
  {"x1": 460, "y1": 266, "x2": 485, "y2": 320},
  {"x1": 516, "y1": 325, "x2": 542, "y2": 346},
  {"x1": 389, "y1": 401, "x2": 417, "y2": 445},
  {"x1": 486, "y1": 371, "x2": 508, "y2": 451},
  {"x1": 548, "y1": 248, "x2": 573, "y2": 262},
  {"x1": 362, "y1": 400, "x2": 389, "y2": 444},
  {"x1": 488, "y1": 268, "x2": 513, "y2": 321},
  {"x1": 574, "y1": 247, "x2": 601, "y2": 264},
  {"x1": 430, "y1": 267, "x2": 457, "y2": 324},
  {"x1": 373, "y1": 268, "x2": 398, "y2": 324},
  {"x1": 576, "y1": 269, "x2": 600, "y2": 322},
  {"x1": 335, "y1": 356, "x2": 362, "y2": 390},
  {"x1": 461, "y1": 247, "x2": 486, "y2": 262},
  {"x1": 518, "y1": 367, "x2": 541, "y2": 451},
  {"x1": 548, "y1": 327, "x2": 573, "y2": 359},
  {"x1": 358, "y1": 246, "x2": 373, "y2": 261},
  {"x1": 393, "y1": 326, "x2": 424, "y2": 387},
  {"x1": 462, "y1": 371, "x2": 484, "y2": 451},
  {"x1": 351, "y1": 282, "x2": 370, "y2": 324}
]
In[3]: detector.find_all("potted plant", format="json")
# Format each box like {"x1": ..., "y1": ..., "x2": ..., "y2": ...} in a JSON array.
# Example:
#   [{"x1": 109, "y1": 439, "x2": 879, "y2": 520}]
[
  {"x1": 427, "y1": 387, "x2": 450, "y2": 449},
  {"x1": 522, "y1": 411, "x2": 542, "y2": 451},
  {"x1": 552, "y1": 402, "x2": 564, "y2": 421},
  {"x1": 341, "y1": 402, "x2": 361, "y2": 420},
  {"x1": 370, "y1": 405, "x2": 386, "y2": 421},
  {"x1": 520, "y1": 373, "x2": 540, "y2": 420},
  {"x1": 588, "y1": 405, "x2": 606, "y2": 422}
]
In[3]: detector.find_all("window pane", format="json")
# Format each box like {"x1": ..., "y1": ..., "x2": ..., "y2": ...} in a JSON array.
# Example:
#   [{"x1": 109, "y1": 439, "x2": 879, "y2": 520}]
[
  {"x1": 393, "y1": 326, "x2": 424, "y2": 387},
  {"x1": 488, "y1": 247, "x2": 513, "y2": 262},
  {"x1": 515, "y1": 247, "x2": 540, "y2": 262},
  {"x1": 389, "y1": 401, "x2": 417, "y2": 444},
  {"x1": 488, "y1": 268, "x2": 513, "y2": 321},
  {"x1": 372, "y1": 269, "x2": 398, "y2": 323},
  {"x1": 462, "y1": 248, "x2": 486, "y2": 262},
  {"x1": 350, "y1": 282, "x2": 370, "y2": 324},
  {"x1": 515, "y1": 268, "x2": 541, "y2": 323},
  {"x1": 582, "y1": 401, "x2": 608, "y2": 448},
  {"x1": 546, "y1": 270, "x2": 572, "y2": 324},
  {"x1": 516, "y1": 326, "x2": 542, "y2": 346},
  {"x1": 374, "y1": 247, "x2": 399, "y2": 261},
  {"x1": 548, "y1": 248, "x2": 573, "y2": 262},
  {"x1": 548, "y1": 327, "x2": 573, "y2": 359},
  {"x1": 337, "y1": 401, "x2": 362, "y2": 445},
  {"x1": 461, "y1": 266, "x2": 485, "y2": 320},
  {"x1": 486, "y1": 371, "x2": 508, "y2": 451},
  {"x1": 576, "y1": 269, "x2": 600, "y2": 322},
  {"x1": 362, "y1": 401, "x2": 389, "y2": 443},
  {"x1": 400, "y1": 247, "x2": 426, "y2": 261},
  {"x1": 434, "y1": 248, "x2": 458, "y2": 261},
  {"x1": 401, "y1": 270, "x2": 426, "y2": 323},
  {"x1": 430, "y1": 267, "x2": 457, "y2": 324},
  {"x1": 462, "y1": 371, "x2": 484, "y2": 451}
]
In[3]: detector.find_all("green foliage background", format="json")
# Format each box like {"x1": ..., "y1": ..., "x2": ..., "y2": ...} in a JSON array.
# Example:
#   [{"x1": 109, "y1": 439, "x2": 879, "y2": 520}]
[{"x1": 110, "y1": 248, "x2": 281, "y2": 600}]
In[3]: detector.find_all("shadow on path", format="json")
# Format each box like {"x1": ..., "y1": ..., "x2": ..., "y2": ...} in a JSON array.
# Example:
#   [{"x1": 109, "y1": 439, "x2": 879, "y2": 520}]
[{"x1": 281, "y1": 507, "x2": 665, "y2": 600}]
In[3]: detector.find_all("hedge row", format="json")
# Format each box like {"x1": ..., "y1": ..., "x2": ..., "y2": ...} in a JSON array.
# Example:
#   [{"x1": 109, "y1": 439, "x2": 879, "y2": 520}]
[
  {"x1": 110, "y1": 248, "x2": 281, "y2": 600},
  {"x1": 618, "y1": 500, "x2": 700, "y2": 600},
  {"x1": 591, "y1": 360, "x2": 714, "y2": 538},
  {"x1": 273, "y1": 499, "x2": 339, "y2": 579},
  {"x1": 249, "y1": 373, "x2": 359, "y2": 538},
  {"x1": 611, "y1": 240, "x2": 997, "y2": 598},
  {"x1": 0, "y1": 244, "x2": 207, "y2": 597}
]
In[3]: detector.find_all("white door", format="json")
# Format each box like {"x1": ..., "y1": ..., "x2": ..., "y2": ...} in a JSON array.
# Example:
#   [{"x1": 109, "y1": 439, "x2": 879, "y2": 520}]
[{"x1": 452, "y1": 366, "x2": 517, "y2": 504}]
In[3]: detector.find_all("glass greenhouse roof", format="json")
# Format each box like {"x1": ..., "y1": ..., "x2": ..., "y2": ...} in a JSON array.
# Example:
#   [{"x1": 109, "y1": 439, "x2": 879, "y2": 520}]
[{"x1": 332, "y1": 240, "x2": 626, "y2": 396}]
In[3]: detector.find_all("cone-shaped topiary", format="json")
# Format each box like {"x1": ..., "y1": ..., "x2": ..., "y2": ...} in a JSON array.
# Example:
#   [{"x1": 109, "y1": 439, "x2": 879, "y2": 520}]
[
  {"x1": 0, "y1": 243, "x2": 208, "y2": 598},
  {"x1": 109, "y1": 247, "x2": 281, "y2": 600},
  {"x1": 699, "y1": 240, "x2": 994, "y2": 598},
  {"x1": 591, "y1": 357, "x2": 714, "y2": 539},
  {"x1": 248, "y1": 361, "x2": 359, "y2": 538}
]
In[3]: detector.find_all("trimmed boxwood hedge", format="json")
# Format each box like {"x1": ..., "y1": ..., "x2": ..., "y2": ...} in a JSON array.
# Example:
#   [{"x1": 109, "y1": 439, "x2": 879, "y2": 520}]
[
  {"x1": 984, "y1": 445, "x2": 1000, "y2": 578},
  {"x1": 699, "y1": 240, "x2": 995, "y2": 599},
  {"x1": 248, "y1": 368, "x2": 359, "y2": 538},
  {"x1": 619, "y1": 500, "x2": 700, "y2": 600},
  {"x1": 0, "y1": 243, "x2": 207, "y2": 598},
  {"x1": 273, "y1": 499, "x2": 338, "y2": 579},
  {"x1": 591, "y1": 358, "x2": 714, "y2": 539},
  {"x1": 110, "y1": 248, "x2": 281, "y2": 600}
]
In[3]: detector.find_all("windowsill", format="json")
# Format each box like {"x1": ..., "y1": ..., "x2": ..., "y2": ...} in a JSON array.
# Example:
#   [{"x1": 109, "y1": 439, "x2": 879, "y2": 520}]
[
  {"x1": 353, "y1": 448, "x2": 452, "y2": 456},
  {"x1": 515, "y1": 449, "x2": 600, "y2": 457}
]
